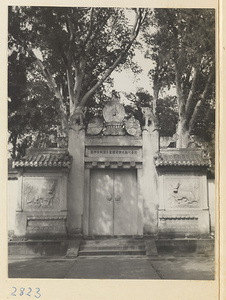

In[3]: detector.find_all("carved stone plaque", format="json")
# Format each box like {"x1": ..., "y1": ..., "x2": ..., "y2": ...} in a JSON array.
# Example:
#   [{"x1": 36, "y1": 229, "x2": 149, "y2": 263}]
[
  {"x1": 27, "y1": 218, "x2": 66, "y2": 233},
  {"x1": 23, "y1": 178, "x2": 60, "y2": 210},
  {"x1": 103, "y1": 100, "x2": 125, "y2": 123},
  {"x1": 125, "y1": 116, "x2": 141, "y2": 136},
  {"x1": 87, "y1": 117, "x2": 103, "y2": 135},
  {"x1": 164, "y1": 176, "x2": 201, "y2": 208},
  {"x1": 86, "y1": 146, "x2": 142, "y2": 157},
  {"x1": 159, "y1": 216, "x2": 199, "y2": 233}
]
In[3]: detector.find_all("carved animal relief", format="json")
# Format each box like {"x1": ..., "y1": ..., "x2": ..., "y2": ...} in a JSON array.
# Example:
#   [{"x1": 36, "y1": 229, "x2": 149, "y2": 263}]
[
  {"x1": 166, "y1": 178, "x2": 200, "y2": 208},
  {"x1": 24, "y1": 179, "x2": 59, "y2": 208}
]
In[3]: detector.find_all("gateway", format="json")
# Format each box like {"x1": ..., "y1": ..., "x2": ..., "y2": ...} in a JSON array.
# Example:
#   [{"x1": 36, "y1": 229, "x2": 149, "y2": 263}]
[{"x1": 89, "y1": 169, "x2": 138, "y2": 236}]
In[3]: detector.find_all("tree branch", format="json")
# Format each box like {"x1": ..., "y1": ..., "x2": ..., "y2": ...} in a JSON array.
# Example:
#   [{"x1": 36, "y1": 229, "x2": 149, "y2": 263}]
[
  {"x1": 66, "y1": 14, "x2": 75, "y2": 42},
  {"x1": 175, "y1": 64, "x2": 186, "y2": 116},
  {"x1": 66, "y1": 63, "x2": 76, "y2": 108},
  {"x1": 79, "y1": 9, "x2": 144, "y2": 107},
  {"x1": 27, "y1": 47, "x2": 68, "y2": 131},
  {"x1": 78, "y1": 8, "x2": 95, "y2": 56},
  {"x1": 188, "y1": 70, "x2": 214, "y2": 132},
  {"x1": 72, "y1": 55, "x2": 87, "y2": 111},
  {"x1": 84, "y1": 10, "x2": 111, "y2": 54},
  {"x1": 185, "y1": 66, "x2": 198, "y2": 115}
]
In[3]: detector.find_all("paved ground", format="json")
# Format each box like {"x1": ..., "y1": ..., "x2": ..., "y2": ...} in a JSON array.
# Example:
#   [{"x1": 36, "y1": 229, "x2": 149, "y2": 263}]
[{"x1": 8, "y1": 254, "x2": 215, "y2": 280}]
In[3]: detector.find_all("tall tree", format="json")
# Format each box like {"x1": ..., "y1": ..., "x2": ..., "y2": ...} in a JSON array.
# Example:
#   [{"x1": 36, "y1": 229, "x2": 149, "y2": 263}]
[
  {"x1": 145, "y1": 9, "x2": 215, "y2": 147},
  {"x1": 8, "y1": 6, "x2": 149, "y2": 145}
]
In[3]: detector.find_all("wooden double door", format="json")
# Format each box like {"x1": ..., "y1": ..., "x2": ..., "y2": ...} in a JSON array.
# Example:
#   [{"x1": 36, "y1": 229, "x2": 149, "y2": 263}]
[{"x1": 89, "y1": 169, "x2": 138, "y2": 235}]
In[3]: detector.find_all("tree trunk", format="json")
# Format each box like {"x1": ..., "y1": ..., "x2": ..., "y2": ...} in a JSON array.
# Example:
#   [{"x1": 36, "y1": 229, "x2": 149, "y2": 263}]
[
  {"x1": 176, "y1": 118, "x2": 190, "y2": 148},
  {"x1": 153, "y1": 86, "x2": 159, "y2": 116}
]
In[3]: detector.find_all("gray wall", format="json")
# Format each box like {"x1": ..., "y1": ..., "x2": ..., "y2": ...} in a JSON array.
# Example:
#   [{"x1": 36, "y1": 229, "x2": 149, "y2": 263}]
[{"x1": 8, "y1": 176, "x2": 216, "y2": 235}]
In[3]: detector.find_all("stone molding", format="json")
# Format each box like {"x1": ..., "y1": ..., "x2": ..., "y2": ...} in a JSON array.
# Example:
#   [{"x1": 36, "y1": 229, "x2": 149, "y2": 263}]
[{"x1": 27, "y1": 216, "x2": 67, "y2": 220}]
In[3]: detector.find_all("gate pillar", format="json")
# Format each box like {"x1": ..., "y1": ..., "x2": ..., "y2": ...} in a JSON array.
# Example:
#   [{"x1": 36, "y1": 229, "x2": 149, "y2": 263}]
[
  {"x1": 142, "y1": 126, "x2": 159, "y2": 235},
  {"x1": 67, "y1": 126, "x2": 85, "y2": 235}
]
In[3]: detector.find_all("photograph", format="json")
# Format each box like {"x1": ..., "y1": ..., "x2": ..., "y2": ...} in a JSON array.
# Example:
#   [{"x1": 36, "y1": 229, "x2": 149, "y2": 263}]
[{"x1": 3, "y1": 1, "x2": 222, "y2": 299}]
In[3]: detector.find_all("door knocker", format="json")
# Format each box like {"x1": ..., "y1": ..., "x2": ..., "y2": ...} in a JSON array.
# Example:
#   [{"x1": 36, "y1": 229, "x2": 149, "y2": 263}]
[
  {"x1": 114, "y1": 195, "x2": 121, "y2": 202},
  {"x1": 107, "y1": 195, "x2": 112, "y2": 201}
]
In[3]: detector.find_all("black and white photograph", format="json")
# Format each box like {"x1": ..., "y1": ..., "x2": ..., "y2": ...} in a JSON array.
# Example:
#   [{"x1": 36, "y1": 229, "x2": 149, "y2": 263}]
[{"x1": 6, "y1": 2, "x2": 218, "y2": 295}]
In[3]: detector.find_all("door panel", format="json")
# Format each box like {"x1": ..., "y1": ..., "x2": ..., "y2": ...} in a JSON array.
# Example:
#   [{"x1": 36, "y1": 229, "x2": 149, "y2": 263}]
[
  {"x1": 114, "y1": 170, "x2": 138, "y2": 235},
  {"x1": 90, "y1": 170, "x2": 114, "y2": 235},
  {"x1": 89, "y1": 169, "x2": 138, "y2": 236}
]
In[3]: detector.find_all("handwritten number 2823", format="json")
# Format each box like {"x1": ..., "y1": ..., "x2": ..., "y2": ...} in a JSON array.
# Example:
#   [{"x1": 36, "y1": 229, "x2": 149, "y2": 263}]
[{"x1": 11, "y1": 287, "x2": 41, "y2": 298}]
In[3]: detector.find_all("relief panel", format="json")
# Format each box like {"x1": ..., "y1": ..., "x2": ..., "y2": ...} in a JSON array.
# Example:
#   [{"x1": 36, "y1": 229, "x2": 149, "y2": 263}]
[
  {"x1": 26, "y1": 218, "x2": 66, "y2": 233},
  {"x1": 164, "y1": 176, "x2": 201, "y2": 208},
  {"x1": 23, "y1": 177, "x2": 61, "y2": 210},
  {"x1": 159, "y1": 216, "x2": 199, "y2": 233}
]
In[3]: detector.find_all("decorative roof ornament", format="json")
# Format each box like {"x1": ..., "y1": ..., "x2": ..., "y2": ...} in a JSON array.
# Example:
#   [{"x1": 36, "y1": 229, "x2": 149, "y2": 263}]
[
  {"x1": 103, "y1": 98, "x2": 125, "y2": 123},
  {"x1": 102, "y1": 98, "x2": 126, "y2": 136},
  {"x1": 86, "y1": 95, "x2": 141, "y2": 136},
  {"x1": 125, "y1": 115, "x2": 141, "y2": 136},
  {"x1": 141, "y1": 107, "x2": 158, "y2": 131},
  {"x1": 69, "y1": 106, "x2": 87, "y2": 130},
  {"x1": 87, "y1": 117, "x2": 104, "y2": 135}
]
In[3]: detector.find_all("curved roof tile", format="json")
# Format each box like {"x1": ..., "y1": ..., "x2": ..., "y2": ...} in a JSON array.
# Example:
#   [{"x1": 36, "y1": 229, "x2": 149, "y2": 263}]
[
  {"x1": 13, "y1": 149, "x2": 72, "y2": 169},
  {"x1": 154, "y1": 148, "x2": 210, "y2": 167}
]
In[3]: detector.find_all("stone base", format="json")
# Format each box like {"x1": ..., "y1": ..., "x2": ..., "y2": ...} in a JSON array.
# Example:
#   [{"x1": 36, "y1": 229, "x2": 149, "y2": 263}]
[
  {"x1": 156, "y1": 238, "x2": 215, "y2": 256},
  {"x1": 14, "y1": 211, "x2": 68, "y2": 239},
  {"x1": 66, "y1": 240, "x2": 81, "y2": 257},
  {"x1": 158, "y1": 210, "x2": 210, "y2": 236},
  {"x1": 8, "y1": 240, "x2": 69, "y2": 256}
]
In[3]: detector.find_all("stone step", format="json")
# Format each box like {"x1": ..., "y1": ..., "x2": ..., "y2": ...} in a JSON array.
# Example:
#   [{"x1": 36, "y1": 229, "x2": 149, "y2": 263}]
[
  {"x1": 79, "y1": 249, "x2": 146, "y2": 256},
  {"x1": 78, "y1": 239, "x2": 147, "y2": 256},
  {"x1": 80, "y1": 239, "x2": 145, "y2": 246},
  {"x1": 79, "y1": 245, "x2": 146, "y2": 251}
]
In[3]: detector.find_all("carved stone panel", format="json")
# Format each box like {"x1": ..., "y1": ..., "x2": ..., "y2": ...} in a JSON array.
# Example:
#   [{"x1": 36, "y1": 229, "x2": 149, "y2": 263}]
[
  {"x1": 87, "y1": 117, "x2": 103, "y2": 135},
  {"x1": 159, "y1": 216, "x2": 199, "y2": 233},
  {"x1": 164, "y1": 176, "x2": 201, "y2": 208},
  {"x1": 103, "y1": 122, "x2": 125, "y2": 136},
  {"x1": 86, "y1": 146, "x2": 142, "y2": 158},
  {"x1": 103, "y1": 100, "x2": 125, "y2": 123},
  {"x1": 23, "y1": 177, "x2": 60, "y2": 210},
  {"x1": 26, "y1": 217, "x2": 66, "y2": 234},
  {"x1": 125, "y1": 116, "x2": 141, "y2": 136}
]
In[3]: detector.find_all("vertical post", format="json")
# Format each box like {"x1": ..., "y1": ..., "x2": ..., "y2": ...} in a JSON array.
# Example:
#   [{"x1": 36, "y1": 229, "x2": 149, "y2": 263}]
[
  {"x1": 60, "y1": 172, "x2": 69, "y2": 211},
  {"x1": 137, "y1": 168, "x2": 144, "y2": 235},
  {"x1": 14, "y1": 169, "x2": 27, "y2": 237},
  {"x1": 198, "y1": 173, "x2": 211, "y2": 234},
  {"x1": 16, "y1": 169, "x2": 23, "y2": 212},
  {"x1": 83, "y1": 168, "x2": 90, "y2": 235},
  {"x1": 67, "y1": 127, "x2": 85, "y2": 235},
  {"x1": 142, "y1": 127, "x2": 159, "y2": 235}
]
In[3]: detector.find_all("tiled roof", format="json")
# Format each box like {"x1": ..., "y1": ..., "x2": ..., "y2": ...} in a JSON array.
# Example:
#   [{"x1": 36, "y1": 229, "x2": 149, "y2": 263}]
[
  {"x1": 154, "y1": 149, "x2": 210, "y2": 167},
  {"x1": 13, "y1": 149, "x2": 72, "y2": 169}
]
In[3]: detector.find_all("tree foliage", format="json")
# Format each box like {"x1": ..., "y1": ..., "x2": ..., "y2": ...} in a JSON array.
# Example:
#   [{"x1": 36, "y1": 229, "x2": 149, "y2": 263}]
[
  {"x1": 8, "y1": 6, "x2": 149, "y2": 157},
  {"x1": 144, "y1": 8, "x2": 215, "y2": 148},
  {"x1": 124, "y1": 89, "x2": 178, "y2": 136},
  {"x1": 8, "y1": 7, "x2": 215, "y2": 166}
]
